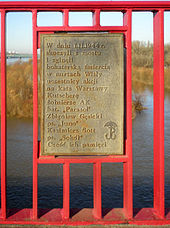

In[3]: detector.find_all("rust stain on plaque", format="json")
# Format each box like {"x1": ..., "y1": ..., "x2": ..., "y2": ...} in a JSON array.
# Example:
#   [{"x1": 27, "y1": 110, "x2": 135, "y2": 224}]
[{"x1": 40, "y1": 33, "x2": 124, "y2": 155}]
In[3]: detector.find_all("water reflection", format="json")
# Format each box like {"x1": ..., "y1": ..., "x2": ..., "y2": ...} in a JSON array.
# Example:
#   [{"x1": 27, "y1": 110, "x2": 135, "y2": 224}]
[
  {"x1": 132, "y1": 86, "x2": 153, "y2": 208},
  {"x1": 3, "y1": 82, "x2": 170, "y2": 209}
]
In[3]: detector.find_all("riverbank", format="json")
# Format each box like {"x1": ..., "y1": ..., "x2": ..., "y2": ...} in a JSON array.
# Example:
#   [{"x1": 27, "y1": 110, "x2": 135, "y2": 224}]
[
  {"x1": 4, "y1": 60, "x2": 34, "y2": 118},
  {"x1": 132, "y1": 66, "x2": 170, "y2": 90},
  {"x1": 0, "y1": 60, "x2": 146, "y2": 119}
]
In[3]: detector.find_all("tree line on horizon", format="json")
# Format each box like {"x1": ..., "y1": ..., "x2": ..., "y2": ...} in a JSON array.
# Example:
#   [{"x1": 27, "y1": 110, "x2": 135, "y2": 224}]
[
  {"x1": 132, "y1": 40, "x2": 170, "y2": 91},
  {"x1": 132, "y1": 40, "x2": 170, "y2": 68}
]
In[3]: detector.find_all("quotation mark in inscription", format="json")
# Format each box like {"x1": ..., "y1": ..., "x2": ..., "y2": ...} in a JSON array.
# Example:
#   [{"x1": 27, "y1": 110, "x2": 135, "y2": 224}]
[{"x1": 104, "y1": 121, "x2": 118, "y2": 140}]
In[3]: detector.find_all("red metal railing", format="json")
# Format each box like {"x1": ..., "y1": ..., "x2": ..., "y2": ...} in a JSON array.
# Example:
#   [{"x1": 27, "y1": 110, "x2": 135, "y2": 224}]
[{"x1": 0, "y1": 1, "x2": 167, "y2": 225}]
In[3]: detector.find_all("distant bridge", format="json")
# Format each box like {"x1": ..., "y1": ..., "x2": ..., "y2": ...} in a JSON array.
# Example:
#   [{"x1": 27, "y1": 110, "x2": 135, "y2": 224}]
[{"x1": 6, "y1": 53, "x2": 32, "y2": 59}]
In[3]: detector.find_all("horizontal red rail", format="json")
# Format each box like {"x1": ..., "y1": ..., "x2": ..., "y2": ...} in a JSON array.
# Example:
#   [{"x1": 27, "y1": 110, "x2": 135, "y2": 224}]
[
  {"x1": 38, "y1": 155, "x2": 128, "y2": 164},
  {"x1": 36, "y1": 26, "x2": 127, "y2": 32},
  {"x1": 1, "y1": 1, "x2": 170, "y2": 9}
]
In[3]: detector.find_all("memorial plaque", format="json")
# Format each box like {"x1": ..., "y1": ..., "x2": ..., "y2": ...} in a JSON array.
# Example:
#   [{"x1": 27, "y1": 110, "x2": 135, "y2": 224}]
[{"x1": 40, "y1": 33, "x2": 124, "y2": 155}]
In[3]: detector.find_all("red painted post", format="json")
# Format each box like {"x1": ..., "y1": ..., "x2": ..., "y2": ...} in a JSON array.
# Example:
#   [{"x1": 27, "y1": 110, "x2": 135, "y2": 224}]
[
  {"x1": 1, "y1": 9, "x2": 7, "y2": 220},
  {"x1": 32, "y1": 9, "x2": 38, "y2": 220},
  {"x1": 93, "y1": 162, "x2": 102, "y2": 219},
  {"x1": 153, "y1": 9, "x2": 165, "y2": 219},
  {"x1": 63, "y1": 162, "x2": 70, "y2": 219},
  {"x1": 63, "y1": 9, "x2": 69, "y2": 28},
  {"x1": 123, "y1": 9, "x2": 133, "y2": 220},
  {"x1": 93, "y1": 9, "x2": 100, "y2": 29}
]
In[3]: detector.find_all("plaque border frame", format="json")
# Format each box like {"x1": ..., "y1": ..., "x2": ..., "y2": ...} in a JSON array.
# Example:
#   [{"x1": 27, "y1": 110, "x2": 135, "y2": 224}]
[{"x1": 40, "y1": 33, "x2": 124, "y2": 156}]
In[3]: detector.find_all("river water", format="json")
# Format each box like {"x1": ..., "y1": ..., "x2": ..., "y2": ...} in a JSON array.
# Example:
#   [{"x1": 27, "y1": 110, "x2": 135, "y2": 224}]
[
  {"x1": 4, "y1": 86, "x2": 170, "y2": 210},
  {"x1": 3, "y1": 59, "x2": 170, "y2": 209},
  {"x1": 6, "y1": 57, "x2": 32, "y2": 65}
]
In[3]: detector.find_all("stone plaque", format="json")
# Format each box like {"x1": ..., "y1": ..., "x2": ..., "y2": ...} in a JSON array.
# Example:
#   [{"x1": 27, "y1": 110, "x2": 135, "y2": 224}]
[{"x1": 41, "y1": 33, "x2": 124, "y2": 155}]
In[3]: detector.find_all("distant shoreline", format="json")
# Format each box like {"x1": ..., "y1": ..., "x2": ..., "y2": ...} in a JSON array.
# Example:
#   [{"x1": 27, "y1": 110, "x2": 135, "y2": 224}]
[{"x1": 0, "y1": 61, "x2": 149, "y2": 119}]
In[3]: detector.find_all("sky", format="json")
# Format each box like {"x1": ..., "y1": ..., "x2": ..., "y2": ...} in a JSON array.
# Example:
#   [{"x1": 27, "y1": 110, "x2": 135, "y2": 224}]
[{"x1": 0, "y1": 0, "x2": 170, "y2": 53}]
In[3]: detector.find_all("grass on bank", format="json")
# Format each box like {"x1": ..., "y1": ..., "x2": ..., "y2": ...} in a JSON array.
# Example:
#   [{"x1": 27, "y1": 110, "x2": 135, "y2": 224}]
[
  {"x1": 0, "y1": 60, "x2": 155, "y2": 118},
  {"x1": 0, "y1": 59, "x2": 41, "y2": 118}
]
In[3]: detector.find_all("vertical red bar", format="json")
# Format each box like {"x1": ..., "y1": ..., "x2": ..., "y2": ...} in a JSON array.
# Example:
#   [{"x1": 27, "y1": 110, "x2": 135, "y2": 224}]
[
  {"x1": 92, "y1": 11, "x2": 102, "y2": 220},
  {"x1": 153, "y1": 9, "x2": 164, "y2": 218},
  {"x1": 1, "y1": 9, "x2": 6, "y2": 220},
  {"x1": 93, "y1": 162, "x2": 102, "y2": 219},
  {"x1": 123, "y1": 9, "x2": 133, "y2": 219},
  {"x1": 93, "y1": 9, "x2": 100, "y2": 29},
  {"x1": 32, "y1": 9, "x2": 38, "y2": 220},
  {"x1": 63, "y1": 162, "x2": 70, "y2": 220},
  {"x1": 63, "y1": 9, "x2": 69, "y2": 28}
]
